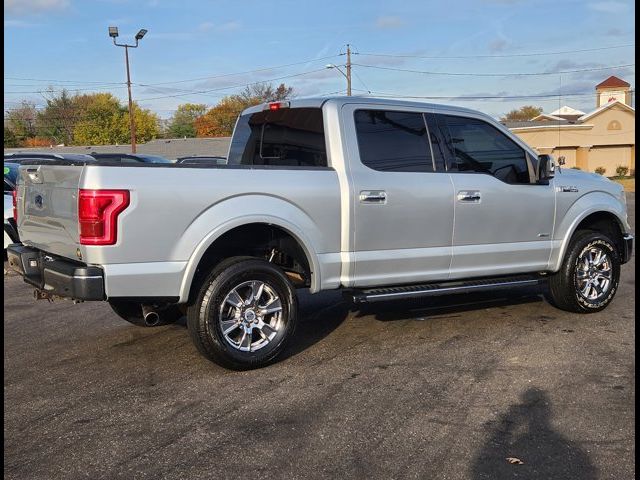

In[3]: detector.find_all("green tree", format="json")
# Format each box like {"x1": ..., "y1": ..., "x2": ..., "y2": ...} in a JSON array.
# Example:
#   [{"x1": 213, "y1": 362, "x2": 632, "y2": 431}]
[
  {"x1": 72, "y1": 93, "x2": 159, "y2": 145},
  {"x1": 4, "y1": 127, "x2": 19, "y2": 148},
  {"x1": 36, "y1": 89, "x2": 81, "y2": 145},
  {"x1": 167, "y1": 103, "x2": 207, "y2": 138},
  {"x1": 501, "y1": 105, "x2": 544, "y2": 121},
  {"x1": 122, "y1": 104, "x2": 160, "y2": 143},
  {"x1": 5, "y1": 101, "x2": 38, "y2": 143}
]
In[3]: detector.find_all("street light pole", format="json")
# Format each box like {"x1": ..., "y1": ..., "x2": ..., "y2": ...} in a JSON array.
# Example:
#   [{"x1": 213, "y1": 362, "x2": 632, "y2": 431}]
[
  {"x1": 123, "y1": 45, "x2": 136, "y2": 153},
  {"x1": 326, "y1": 63, "x2": 351, "y2": 96},
  {"x1": 108, "y1": 26, "x2": 147, "y2": 153}
]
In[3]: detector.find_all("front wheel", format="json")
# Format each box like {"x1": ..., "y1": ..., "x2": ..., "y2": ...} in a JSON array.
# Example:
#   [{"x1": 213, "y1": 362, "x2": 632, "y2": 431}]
[
  {"x1": 547, "y1": 231, "x2": 621, "y2": 313},
  {"x1": 187, "y1": 257, "x2": 298, "y2": 370}
]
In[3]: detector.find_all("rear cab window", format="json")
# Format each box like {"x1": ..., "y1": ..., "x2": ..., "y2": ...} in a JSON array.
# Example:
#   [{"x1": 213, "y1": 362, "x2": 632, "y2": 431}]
[{"x1": 227, "y1": 107, "x2": 328, "y2": 168}]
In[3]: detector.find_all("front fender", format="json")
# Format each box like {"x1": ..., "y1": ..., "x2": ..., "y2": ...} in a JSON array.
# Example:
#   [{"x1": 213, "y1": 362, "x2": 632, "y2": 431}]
[
  {"x1": 549, "y1": 191, "x2": 628, "y2": 271},
  {"x1": 176, "y1": 194, "x2": 325, "y2": 302}
]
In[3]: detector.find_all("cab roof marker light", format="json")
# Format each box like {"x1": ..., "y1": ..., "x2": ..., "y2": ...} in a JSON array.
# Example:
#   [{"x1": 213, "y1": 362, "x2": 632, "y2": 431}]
[{"x1": 265, "y1": 101, "x2": 290, "y2": 111}]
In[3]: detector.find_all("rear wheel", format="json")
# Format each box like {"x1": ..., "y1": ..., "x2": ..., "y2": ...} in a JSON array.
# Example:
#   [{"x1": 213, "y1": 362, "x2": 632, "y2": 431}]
[
  {"x1": 187, "y1": 257, "x2": 298, "y2": 370},
  {"x1": 547, "y1": 231, "x2": 621, "y2": 313}
]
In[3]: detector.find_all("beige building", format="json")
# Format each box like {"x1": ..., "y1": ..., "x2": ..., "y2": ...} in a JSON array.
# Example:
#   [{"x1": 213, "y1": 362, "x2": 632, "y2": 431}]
[{"x1": 506, "y1": 76, "x2": 635, "y2": 175}]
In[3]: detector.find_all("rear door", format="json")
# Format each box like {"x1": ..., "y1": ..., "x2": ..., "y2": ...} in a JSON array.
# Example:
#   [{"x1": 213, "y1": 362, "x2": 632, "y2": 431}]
[
  {"x1": 427, "y1": 111, "x2": 555, "y2": 278},
  {"x1": 18, "y1": 164, "x2": 84, "y2": 260},
  {"x1": 342, "y1": 103, "x2": 455, "y2": 287}
]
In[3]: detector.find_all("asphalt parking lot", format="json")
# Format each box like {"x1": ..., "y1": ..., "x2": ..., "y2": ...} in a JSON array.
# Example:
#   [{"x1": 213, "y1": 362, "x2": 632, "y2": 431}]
[{"x1": 4, "y1": 194, "x2": 635, "y2": 480}]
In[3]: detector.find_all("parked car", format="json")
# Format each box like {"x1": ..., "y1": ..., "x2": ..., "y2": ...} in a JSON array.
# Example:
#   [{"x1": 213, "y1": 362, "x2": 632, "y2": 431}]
[
  {"x1": 4, "y1": 163, "x2": 20, "y2": 250},
  {"x1": 176, "y1": 156, "x2": 227, "y2": 165},
  {"x1": 7, "y1": 97, "x2": 633, "y2": 370},
  {"x1": 4, "y1": 152, "x2": 97, "y2": 164},
  {"x1": 89, "y1": 153, "x2": 172, "y2": 164}
]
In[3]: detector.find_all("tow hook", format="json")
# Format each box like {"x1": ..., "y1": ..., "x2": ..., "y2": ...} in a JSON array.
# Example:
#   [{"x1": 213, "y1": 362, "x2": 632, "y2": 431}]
[
  {"x1": 33, "y1": 289, "x2": 81, "y2": 303},
  {"x1": 33, "y1": 289, "x2": 55, "y2": 302}
]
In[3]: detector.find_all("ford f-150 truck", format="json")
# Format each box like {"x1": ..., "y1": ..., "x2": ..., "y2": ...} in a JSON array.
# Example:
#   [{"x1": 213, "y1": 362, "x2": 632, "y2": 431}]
[{"x1": 7, "y1": 97, "x2": 633, "y2": 370}]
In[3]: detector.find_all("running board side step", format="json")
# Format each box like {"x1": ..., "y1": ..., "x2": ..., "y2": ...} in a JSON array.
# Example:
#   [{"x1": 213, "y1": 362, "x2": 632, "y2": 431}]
[{"x1": 346, "y1": 274, "x2": 545, "y2": 304}]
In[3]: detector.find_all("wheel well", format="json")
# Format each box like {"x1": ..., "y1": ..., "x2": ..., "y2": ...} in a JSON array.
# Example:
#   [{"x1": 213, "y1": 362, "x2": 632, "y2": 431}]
[
  {"x1": 573, "y1": 211, "x2": 624, "y2": 252},
  {"x1": 188, "y1": 223, "x2": 312, "y2": 302}
]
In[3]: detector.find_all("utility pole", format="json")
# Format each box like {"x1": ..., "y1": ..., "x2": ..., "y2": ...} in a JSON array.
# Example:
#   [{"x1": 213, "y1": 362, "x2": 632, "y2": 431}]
[
  {"x1": 124, "y1": 45, "x2": 136, "y2": 153},
  {"x1": 346, "y1": 44, "x2": 352, "y2": 96},
  {"x1": 109, "y1": 26, "x2": 147, "y2": 154}
]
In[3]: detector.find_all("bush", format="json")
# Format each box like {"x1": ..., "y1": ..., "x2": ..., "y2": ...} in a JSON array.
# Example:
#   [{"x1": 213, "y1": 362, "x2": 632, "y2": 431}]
[
  {"x1": 570, "y1": 166, "x2": 581, "y2": 170},
  {"x1": 594, "y1": 167, "x2": 606, "y2": 175},
  {"x1": 615, "y1": 165, "x2": 629, "y2": 178}
]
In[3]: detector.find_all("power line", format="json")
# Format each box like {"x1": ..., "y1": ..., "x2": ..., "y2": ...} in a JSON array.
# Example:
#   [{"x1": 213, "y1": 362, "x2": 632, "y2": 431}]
[
  {"x1": 3, "y1": 77, "x2": 125, "y2": 85},
  {"x1": 3, "y1": 54, "x2": 343, "y2": 89},
  {"x1": 140, "y1": 54, "x2": 343, "y2": 86},
  {"x1": 352, "y1": 63, "x2": 635, "y2": 77},
  {"x1": 4, "y1": 85, "x2": 130, "y2": 94},
  {"x1": 136, "y1": 68, "x2": 329, "y2": 101},
  {"x1": 358, "y1": 90, "x2": 633, "y2": 101},
  {"x1": 355, "y1": 43, "x2": 635, "y2": 59}
]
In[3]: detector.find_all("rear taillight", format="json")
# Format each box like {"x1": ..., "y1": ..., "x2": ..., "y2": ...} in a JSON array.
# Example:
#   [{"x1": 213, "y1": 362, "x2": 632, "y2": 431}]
[
  {"x1": 78, "y1": 189, "x2": 130, "y2": 245},
  {"x1": 12, "y1": 190, "x2": 18, "y2": 222}
]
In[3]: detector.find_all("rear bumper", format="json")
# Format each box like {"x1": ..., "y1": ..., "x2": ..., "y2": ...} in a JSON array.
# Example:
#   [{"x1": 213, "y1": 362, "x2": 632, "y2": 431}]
[
  {"x1": 621, "y1": 233, "x2": 633, "y2": 264},
  {"x1": 7, "y1": 244, "x2": 105, "y2": 301}
]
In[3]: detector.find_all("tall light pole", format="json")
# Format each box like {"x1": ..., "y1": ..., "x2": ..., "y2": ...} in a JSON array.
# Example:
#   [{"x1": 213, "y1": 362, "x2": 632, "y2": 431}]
[{"x1": 109, "y1": 26, "x2": 147, "y2": 153}]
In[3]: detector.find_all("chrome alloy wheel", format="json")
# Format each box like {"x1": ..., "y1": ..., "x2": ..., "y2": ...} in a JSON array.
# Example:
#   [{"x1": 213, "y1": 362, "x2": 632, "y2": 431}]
[
  {"x1": 575, "y1": 246, "x2": 612, "y2": 301},
  {"x1": 218, "y1": 280, "x2": 283, "y2": 352}
]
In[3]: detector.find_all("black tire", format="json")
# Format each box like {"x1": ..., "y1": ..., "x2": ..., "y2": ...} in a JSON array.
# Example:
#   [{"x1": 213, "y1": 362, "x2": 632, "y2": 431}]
[
  {"x1": 109, "y1": 300, "x2": 183, "y2": 327},
  {"x1": 547, "y1": 231, "x2": 621, "y2": 313},
  {"x1": 187, "y1": 257, "x2": 298, "y2": 370}
]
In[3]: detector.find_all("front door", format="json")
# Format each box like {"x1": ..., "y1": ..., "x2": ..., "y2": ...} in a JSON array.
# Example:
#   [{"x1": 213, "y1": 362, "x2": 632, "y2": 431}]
[{"x1": 427, "y1": 112, "x2": 555, "y2": 279}]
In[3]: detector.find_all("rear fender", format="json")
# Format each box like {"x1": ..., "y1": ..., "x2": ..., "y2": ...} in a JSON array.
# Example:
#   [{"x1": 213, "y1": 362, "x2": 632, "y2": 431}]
[{"x1": 176, "y1": 194, "x2": 323, "y2": 302}]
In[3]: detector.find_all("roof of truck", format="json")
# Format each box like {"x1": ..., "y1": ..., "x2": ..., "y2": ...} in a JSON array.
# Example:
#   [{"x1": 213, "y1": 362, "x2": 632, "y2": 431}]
[{"x1": 242, "y1": 96, "x2": 483, "y2": 117}]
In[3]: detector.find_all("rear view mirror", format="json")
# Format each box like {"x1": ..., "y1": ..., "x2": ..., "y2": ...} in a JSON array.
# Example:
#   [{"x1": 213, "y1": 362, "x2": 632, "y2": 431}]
[{"x1": 537, "y1": 154, "x2": 555, "y2": 184}]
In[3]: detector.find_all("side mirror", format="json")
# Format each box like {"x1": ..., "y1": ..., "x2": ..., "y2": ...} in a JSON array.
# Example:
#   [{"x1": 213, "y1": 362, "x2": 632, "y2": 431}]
[{"x1": 537, "y1": 154, "x2": 555, "y2": 184}]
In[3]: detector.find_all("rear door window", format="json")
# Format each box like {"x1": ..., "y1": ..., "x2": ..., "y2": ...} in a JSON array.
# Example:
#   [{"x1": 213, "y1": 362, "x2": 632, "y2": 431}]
[{"x1": 354, "y1": 110, "x2": 434, "y2": 172}]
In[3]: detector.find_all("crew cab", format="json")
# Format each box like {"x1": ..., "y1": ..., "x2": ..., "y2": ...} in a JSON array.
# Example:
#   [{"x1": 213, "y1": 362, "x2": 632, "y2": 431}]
[{"x1": 7, "y1": 97, "x2": 633, "y2": 370}]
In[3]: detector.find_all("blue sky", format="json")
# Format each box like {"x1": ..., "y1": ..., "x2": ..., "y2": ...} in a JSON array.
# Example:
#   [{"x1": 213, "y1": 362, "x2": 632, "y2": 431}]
[{"x1": 4, "y1": 0, "x2": 635, "y2": 119}]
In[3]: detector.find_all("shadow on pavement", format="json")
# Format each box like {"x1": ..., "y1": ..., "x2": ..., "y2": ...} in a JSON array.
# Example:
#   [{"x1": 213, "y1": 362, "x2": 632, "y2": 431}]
[{"x1": 470, "y1": 387, "x2": 597, "y2": 479}]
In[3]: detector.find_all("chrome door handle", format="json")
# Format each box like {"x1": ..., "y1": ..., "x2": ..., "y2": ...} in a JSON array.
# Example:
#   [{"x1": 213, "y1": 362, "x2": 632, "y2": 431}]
[
  {"x1": 457, "y1": 190, "x2": 481, "y2": 202},
  {"x1": 359, "y1": 190, "x2": 387, "y2": 204}
]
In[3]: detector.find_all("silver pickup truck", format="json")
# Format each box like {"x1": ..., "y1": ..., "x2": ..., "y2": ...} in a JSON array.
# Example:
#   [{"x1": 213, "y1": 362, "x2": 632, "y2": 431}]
[{"x1": 7, "y1": 97, "x2": 633, "y2": 370}]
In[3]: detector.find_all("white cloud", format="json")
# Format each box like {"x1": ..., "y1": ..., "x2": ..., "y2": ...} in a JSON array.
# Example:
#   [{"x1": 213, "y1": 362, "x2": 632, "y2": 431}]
[
  {"x1": 217, "y1": 21, "x2": 241, "y2": 32},
  {"x1": 4, "y1": 0, "x2": 69, "y2": 15},
  {"x1": 198, "y1": 21, "x2": 240, "y2": 33},
  {"x1": 4, "y1": 19, "x2": 38, "y2": 27},
  {"x1": 198, "y1": 22, "x2": 215, "y2": 32},
  {"x1": 374, "y1": 16, "x2": 405, "y2": 29},
  {"x1": 588, "y1": 1, "x2": 630, "y2": 13}
]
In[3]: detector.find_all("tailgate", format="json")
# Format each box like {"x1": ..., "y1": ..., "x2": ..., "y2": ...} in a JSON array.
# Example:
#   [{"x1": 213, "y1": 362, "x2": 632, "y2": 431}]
[{"x1": 17, "y1": 164, "x2": 84, "y2": 260}]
